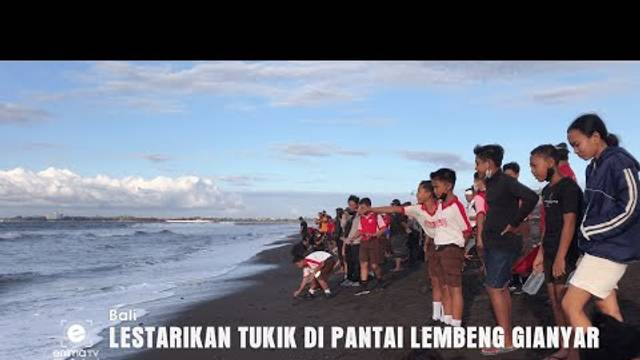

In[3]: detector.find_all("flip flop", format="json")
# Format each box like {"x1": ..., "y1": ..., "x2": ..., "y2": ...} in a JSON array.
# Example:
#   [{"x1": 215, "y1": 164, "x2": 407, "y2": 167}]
[{"x1": 481, "y1": 346, "x2": 517, "y2": 356}]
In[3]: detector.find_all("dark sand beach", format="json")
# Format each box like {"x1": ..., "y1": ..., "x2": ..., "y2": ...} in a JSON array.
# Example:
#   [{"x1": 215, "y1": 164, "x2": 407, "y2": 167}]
[{"x1": 110, "y1": 231, "x2": 640, "y2": 360}]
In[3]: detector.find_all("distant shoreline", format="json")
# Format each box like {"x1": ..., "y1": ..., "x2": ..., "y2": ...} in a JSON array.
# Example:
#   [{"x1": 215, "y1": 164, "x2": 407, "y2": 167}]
[{"x1": 0, "y1": 216, "x2": 299, "y2": 223}]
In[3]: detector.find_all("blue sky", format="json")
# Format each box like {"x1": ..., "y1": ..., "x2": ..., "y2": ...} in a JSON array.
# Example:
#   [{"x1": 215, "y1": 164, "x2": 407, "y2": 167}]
[{"x1": 2, "y1": 61, "x2": 640, "y2": 218}]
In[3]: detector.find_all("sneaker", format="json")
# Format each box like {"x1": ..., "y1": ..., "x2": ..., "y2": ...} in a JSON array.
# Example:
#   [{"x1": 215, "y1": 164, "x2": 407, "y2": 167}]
[
  {"x1": 349, "y1": 281, "x2": 361, "y2": 287},
  {"x1": 354, "y1": 289, "x2": 371, "y2": 296},
  {"x1": 513, "y1": 287, "x2": 524, "y2": 295}
]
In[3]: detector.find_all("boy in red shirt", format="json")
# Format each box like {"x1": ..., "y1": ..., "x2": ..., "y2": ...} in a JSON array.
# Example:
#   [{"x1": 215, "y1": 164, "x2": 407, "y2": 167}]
[{"x1": 347, "y1": 197, "x2": 388, "y2": 293}]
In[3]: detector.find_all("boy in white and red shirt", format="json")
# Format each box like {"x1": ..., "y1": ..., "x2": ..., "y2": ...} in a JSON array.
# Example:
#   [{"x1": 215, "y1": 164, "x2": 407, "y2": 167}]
[
  {"x1": 292, "y1": 250, "x2": 336, "y2": 298},
  {"x1": 348, "y1": 197, "x2": 387, "y2": 292},
  {"x1": 430, "y1": 168, "x2": 472, "y2": 327},
  {"x1": 368, "y1": 180, "x2": 446, "y2": 323}
]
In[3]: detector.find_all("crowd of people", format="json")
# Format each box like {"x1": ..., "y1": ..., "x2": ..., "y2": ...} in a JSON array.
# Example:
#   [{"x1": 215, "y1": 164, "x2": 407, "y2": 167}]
[{"x1": 290, "y1": 114, "x2": 640, "y2": 358}]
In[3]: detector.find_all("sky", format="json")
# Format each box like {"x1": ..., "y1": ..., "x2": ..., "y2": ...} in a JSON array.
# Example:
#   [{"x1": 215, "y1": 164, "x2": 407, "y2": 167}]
[{"x1": 2, "y1": 61, "x2": 640, "y2": 218}]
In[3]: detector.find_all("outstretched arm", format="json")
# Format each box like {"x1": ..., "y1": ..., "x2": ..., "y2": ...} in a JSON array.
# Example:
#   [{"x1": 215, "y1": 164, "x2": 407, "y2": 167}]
[{"x1": 365, "y1": 206, "x2": 404, "y2": 215}]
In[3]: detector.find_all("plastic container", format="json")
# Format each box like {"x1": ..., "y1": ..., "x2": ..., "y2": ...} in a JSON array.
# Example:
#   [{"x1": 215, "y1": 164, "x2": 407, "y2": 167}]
[{"x1": 522, "y1": 271, "x2": 545, "y2": 295}]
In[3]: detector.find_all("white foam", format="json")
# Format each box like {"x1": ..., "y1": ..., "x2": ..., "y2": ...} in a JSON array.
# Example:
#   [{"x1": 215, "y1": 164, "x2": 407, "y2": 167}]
[{"x1": 0, "y1": 222, "x2": 297, "y2": 360}]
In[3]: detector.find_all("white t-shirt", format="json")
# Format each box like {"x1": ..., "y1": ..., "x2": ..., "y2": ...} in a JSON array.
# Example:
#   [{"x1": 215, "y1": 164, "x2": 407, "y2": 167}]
[
  {"x1": 303, "y1": 251, "x2": 332, "y2": 277},
  {"x1": 432, "y1": 197, "x2": 473, "y2": 248},
  {"x1": 401, "y1": 203, "x2": 438, "y2": 239},
  {"x1": 466, "y1": 202, "x2": 477, "y2": 228}
]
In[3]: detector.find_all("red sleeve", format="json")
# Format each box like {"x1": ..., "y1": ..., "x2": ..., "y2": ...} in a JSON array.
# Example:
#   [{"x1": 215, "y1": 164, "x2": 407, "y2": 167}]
[{"x1": 455, "y1": 200, "x2": 473, "y2": 236}]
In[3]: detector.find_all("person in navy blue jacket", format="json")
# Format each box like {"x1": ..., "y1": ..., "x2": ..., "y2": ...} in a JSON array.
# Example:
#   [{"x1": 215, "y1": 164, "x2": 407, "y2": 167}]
[{"x1": 562, "y1": 113, "x2": 640, "y2": 331}]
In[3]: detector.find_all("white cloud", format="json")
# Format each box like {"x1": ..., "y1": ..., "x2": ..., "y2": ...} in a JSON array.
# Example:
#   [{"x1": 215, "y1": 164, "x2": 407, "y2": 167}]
[
  {"x1": 0, "y1": 167, "x2": 242, "y2": 211},
  {"x1": 525, "y1": 80, "x2": 631, "y2": 105},
  {"x1": 22, "y1": 142, "x2": 65, "y2": 151},
  {"x1": 0, "y1": 102, "x2": 49, "y2": 124},
  {"x1": 300, "y1": 117, "x2": 396, "y2": 127},
  {"x1": 399, "y1": 150, "x2": 474, "y2": 170},
  {"x1": 275, "y1": 143, "x2": 369, "y2": 158},
  {"x1": 33, "y1": 61, "x2": 617, "y2": 113},
  {"x1": 216, "y1": 175, "x2": 268, "y2": 187},
  {"x1": 140, "y1": 154, "x2": 171, "y2": 163}
]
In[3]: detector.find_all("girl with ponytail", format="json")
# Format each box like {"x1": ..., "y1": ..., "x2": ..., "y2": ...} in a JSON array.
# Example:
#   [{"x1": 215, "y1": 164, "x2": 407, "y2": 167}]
[{"x1": 562, "y1": 113, "x2": 640, "y2": 332}]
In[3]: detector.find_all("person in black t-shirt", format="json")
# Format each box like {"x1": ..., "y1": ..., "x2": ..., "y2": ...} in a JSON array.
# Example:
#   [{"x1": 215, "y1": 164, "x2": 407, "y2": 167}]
[
  {"x1": 529, "y1": 144, "x2": 583, "y2": 360},
  {"x1": 474, "y1": 144, "x2": 538, "y2": 355},
  {"x1": 299, "y1": 217, "x2": 308, "y2": 241}
]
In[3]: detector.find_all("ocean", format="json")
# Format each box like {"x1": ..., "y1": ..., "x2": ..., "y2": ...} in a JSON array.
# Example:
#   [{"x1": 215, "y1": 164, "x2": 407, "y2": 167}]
[{"x1": 0, "y1": 220, "x2": 297, "y2": 360}]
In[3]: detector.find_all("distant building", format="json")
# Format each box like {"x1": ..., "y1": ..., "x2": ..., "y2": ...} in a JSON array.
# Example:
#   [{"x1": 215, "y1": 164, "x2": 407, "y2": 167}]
[{"x1": 46, "y1": 211, "x2": 64, "y2": 220}]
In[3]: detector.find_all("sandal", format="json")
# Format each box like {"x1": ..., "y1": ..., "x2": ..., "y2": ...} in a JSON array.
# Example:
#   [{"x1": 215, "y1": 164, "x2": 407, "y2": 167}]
[{"x1": 481, "y1": 346, "x2": 517, "y2": 356}]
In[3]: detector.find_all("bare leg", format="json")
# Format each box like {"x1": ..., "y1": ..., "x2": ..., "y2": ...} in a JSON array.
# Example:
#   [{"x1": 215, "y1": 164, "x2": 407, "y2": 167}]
[
  {"x1": 360, "y1": 262, "x2": 369, "y2": 282},
  {"x1": 316, "y1": 277, "x2": 329, "y2": 290},
  {"x1": 394, "y1": 258, "x2": 402, "y2": 271},
  {"x1": 562, "y1": 285, "x2": 593, "y2": 328},
  {"x1": 450, "y1": 286, "x2": 464, "y2": 320},
  {"x1": 310, "y1": 279, "x2": 320, "y2": 290},
  {"x1": 486, "y1": 286, "x2": 513, "y2": 347},
  {"x1": 371, "y1": 263, "x2": 383, "y2": 280},
  {"x1": 431, "y1": 276, "x2": 442, "y2": 302},
  {"x1": 441, "y1": 285, "x2": 452, "y2": 318},
  {"x1": 546, "y1": 283, "x2": 573, "y2": 359},
  {"x1": 595, "y1": 289, "x2": 623, "y2": 322}
]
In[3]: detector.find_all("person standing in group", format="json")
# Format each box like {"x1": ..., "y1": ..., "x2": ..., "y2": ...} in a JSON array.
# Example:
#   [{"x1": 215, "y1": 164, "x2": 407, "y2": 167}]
[
  {"x1": 562, "y1": 114, "x2": 640, "y2": 332},
  {"x1": 350, "y1": 197, "x2": 388, "y2": 293},
  {"x1": 366, "y1": 180, "x2": 444, "y2": 324},
  {"x1": 530, "y1": 144, "x2": 583, "y2": 360},
  {"x1": 334, "y1": 208, "x2": 345, "y2": 273},
  {"x1": 474, "y1": 144, "x2": 538, "y2": 356},
  {"x1": 388, "y1": 199, "x2": 409, "y2": 272},
  {"x1": 340, "y1": 195, "x2": 362, "y2": 287},
  {"x1": 299, "y1": 216, "x2": 308, "y2": 242}
]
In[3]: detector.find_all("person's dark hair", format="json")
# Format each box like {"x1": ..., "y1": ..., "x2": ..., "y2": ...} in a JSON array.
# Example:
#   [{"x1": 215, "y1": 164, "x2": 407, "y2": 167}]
[
  {"x1": 348, "y1": 194, "x2": 360, "y2": 204},
  {"x1": 474, "y1": 144, "x2": 504, "y2": 167},
  {"x1": 473, "y1": 171, "x2": 480, "y2": 180},
  {"x1": 391, "y1": 199, "x2": 401, "y2": 206},
  {"x1": 567, "y1": 113, "x2": 619, "y2": 147},
  {"x1": 402, "y1": 201, "x2": 412, "y2": 206},
  {"x1": 531, "y1": 144, "x2": 560, "y2": 163},
  {"x1": 298, "y1": 216, "x2": 303, "y2": 221},
  {"x1": 465, "y1": 187, "x2": 475, "y2": 193},
  {"x1": 430, "y1": 168, "x2": 457, "y2": 187},
  {"x1": 359, "y1": 197, "x2": 372, "y2": 206},
  {"x1": 292, "y1": 255, "x2": 304, "y2": 263},
  {"x1": 555, "y1": 143, "x2": 570, "y2": 161},
  {"x1": 291, "y1": 242, "x2": 307, "y2": 259},
  {"x1": 502, "y1": 162, "x2": 520, "y2": 174},
  {"x1": 418, "y1": 180, "x2": 435, "y2": 196}
]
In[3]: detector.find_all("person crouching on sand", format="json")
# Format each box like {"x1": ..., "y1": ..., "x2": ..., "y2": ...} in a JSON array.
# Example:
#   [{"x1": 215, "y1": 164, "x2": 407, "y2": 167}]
[{"x1": 292, "y1": 250, "x2": 336, "y2": 299}]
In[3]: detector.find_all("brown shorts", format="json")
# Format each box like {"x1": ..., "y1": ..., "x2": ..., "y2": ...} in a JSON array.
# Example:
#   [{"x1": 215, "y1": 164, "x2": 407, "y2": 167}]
[
  {"x1": 425, "y1": 239, "x2": 443, "y2": 280},
  {"x1": 435, "y1": 244, "x2": 464, "y2": 287},
  {"x1": 360, "y1": 237, "x2": 383, "y2": 264}
]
